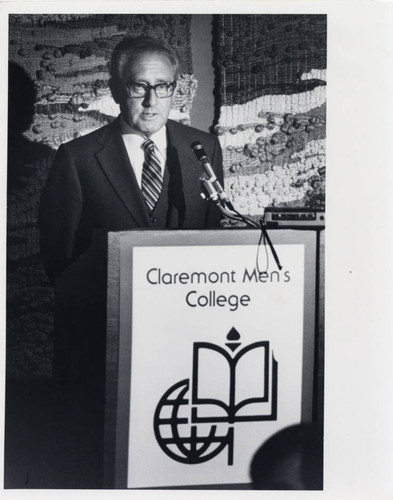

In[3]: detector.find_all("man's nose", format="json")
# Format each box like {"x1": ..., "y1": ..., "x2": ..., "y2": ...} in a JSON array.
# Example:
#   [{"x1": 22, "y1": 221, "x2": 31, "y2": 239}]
[{"x1": 142, "y1": 88, "x2": 157, "y2": 107}]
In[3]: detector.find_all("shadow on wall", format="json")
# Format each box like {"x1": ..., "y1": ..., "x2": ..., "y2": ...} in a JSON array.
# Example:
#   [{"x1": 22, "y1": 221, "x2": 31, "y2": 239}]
[
  {"x1": 8, "y1": 62, "x2": 54, "y2": 191},
  {"x1": 7, "y1": 62, "x2": 55, "y2": 380}
]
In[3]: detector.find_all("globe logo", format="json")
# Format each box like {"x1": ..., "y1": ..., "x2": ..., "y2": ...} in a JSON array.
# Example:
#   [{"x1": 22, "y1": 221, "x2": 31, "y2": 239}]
[
  {"x1": 153, "y1": 329, "x2": 278, "y2": 465},
  {"x1": 153, "y1": 379, "x2": 234, "y2": 465}
]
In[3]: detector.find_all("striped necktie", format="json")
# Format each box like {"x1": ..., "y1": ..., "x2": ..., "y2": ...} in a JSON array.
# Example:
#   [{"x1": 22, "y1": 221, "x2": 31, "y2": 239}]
[{"x1": 141, "y1": 138, "x2": 163, "y2": 212}]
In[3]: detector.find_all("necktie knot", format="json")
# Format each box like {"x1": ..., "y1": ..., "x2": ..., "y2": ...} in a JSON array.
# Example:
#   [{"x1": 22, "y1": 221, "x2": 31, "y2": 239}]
[{"x1": 142, "y1": 138, "x2": 155, "y2": 154}]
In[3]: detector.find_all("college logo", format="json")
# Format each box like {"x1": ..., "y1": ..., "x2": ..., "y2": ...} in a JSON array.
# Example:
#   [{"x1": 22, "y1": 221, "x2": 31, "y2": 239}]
[{"x1": 153, "y1": 327, "x2": 278, "y2": 465}]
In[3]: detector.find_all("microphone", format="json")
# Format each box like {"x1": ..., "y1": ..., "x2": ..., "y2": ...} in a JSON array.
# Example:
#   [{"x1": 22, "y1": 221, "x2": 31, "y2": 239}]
[
  {"x1": 191, "y1": 141, "x2": 232, "y2": 206},
  {"x1": 192, "y1": 144, "x2": 281, "y2": 269}
]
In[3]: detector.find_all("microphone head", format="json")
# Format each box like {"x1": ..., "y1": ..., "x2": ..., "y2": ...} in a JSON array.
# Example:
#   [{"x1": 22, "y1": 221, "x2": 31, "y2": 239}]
[{"x1": 191, "y1": 141, "x2": 206, "y2": 161}]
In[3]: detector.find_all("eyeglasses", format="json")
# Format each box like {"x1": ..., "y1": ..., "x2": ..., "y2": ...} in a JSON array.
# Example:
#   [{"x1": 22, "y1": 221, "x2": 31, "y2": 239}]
[{"x1": 126, "y1": 81, "x2": 177, "y2": 99}]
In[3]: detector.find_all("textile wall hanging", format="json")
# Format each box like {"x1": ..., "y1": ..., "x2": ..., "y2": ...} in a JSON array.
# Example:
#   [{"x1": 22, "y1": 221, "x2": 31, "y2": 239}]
[
  {"x1": 7, "y1": 14, "x2": 194, "y2": 379},
  {"x1": 213, "y1": 15, "x2": 327, "y2": 219},
  {"x1": 9, "y1": 14, "x2": 195, "y2": 149}
]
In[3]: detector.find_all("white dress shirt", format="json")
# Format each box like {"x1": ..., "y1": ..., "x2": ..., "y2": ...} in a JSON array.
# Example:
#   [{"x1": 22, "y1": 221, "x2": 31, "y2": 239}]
[{"x1": 120, "y1": 116, "x2": 167, "y2": 188}]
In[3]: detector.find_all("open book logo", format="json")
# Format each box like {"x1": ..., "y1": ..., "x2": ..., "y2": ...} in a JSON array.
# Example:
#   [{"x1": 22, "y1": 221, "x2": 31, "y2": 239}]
[{"x1": 153, "y1": 327, "x2": 278, "y2": 465}]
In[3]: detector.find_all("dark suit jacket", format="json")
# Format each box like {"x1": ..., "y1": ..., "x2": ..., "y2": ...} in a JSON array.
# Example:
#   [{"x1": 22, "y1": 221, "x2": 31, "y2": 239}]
[
  {"x1": 38, "y1": 117, "x2": 223, "y2": 382},
  {"x1": 39, "y1": 117, "x2": 223, "y2": 287}
]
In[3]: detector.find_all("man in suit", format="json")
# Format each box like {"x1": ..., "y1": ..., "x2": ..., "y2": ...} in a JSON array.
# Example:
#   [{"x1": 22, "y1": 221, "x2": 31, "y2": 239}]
[
  {"x1": 39, "y1": 36, "x2": 223, "y2": 382},
  {"x1": 39, "y1": 36, "x2": 223, "y2": 283},
  {"x1": 37, "y1": 36, "x2": 223, "y2": 486}
]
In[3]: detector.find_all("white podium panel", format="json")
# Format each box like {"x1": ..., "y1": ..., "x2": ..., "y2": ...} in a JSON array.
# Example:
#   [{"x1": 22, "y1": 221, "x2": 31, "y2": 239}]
[{"x1": 105, "y1": 229, "x2": 317, "y2": 489}]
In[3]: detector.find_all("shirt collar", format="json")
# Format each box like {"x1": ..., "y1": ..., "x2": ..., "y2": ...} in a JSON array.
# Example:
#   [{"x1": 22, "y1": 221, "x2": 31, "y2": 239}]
[{"x1": 119, "y1": 115, "x2": 167, "y2": 156}]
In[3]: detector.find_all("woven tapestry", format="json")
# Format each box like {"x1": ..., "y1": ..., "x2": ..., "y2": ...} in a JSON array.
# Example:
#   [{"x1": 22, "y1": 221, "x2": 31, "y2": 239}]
[
  {"x1": 9, "y1": 14, "x2": 195, "y2": 149},
  {"x1": 213, "y1": 15, "x2": 326, "y2": 218},
  {"x1": 7, "y1": 14, "x2": 194, "y2": 379}
]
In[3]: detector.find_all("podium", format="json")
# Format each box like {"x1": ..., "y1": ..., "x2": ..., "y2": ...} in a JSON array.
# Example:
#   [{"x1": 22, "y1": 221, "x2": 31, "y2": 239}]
[{"x1": 103, "y1": 228, "x2": 322, "y2": 489}]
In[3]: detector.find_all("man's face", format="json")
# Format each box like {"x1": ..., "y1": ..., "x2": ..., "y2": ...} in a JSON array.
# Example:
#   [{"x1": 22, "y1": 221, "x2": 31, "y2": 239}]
[{"x1": 118, "y1": 52, "x2": 176, "y2": 137}]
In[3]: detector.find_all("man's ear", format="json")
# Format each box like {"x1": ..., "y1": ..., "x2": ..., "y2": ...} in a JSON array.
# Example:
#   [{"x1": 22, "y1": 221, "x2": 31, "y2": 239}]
[{"x1": 109, "y1": 78, "x2": 123, "y2": 104}]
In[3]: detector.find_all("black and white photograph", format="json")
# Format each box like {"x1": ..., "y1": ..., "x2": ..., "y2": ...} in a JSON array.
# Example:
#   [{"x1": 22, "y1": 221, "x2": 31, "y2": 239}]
[{"x1": 1, "y1": 1, "x2": 392, "y2": 498}]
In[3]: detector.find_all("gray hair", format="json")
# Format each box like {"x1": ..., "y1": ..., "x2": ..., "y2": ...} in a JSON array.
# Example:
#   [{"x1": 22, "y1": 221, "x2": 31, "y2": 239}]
[{"x1": 110, "y1": 36, "x2": 180, "y2": 82}]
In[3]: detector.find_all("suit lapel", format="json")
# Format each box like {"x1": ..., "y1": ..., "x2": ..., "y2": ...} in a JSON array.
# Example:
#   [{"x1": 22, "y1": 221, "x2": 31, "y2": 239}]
[
  {"x1": 167, "y1": 120, "x2": 207, "y2": 226},
  {"x1": 167, "y1": 121, "x2": 189, "y2": 227},
  {"x1": 95, "y1": 119, "x2": 151, "y2": 227},
  {"x1": 166, "y1": 120, "x2": 196, "y2": 170}
]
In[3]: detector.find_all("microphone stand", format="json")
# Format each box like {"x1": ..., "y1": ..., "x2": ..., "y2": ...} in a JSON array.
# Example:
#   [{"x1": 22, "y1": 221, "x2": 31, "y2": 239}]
[
  {"x1": 199, "y1": 176, "x2": 283, "y2": 271},
  {"x1": 192, "y1": 140, "x2": 282, "y2": 270},
  {"x1": 199, "y1": 176, "x2": 258, "y2": 227}
]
